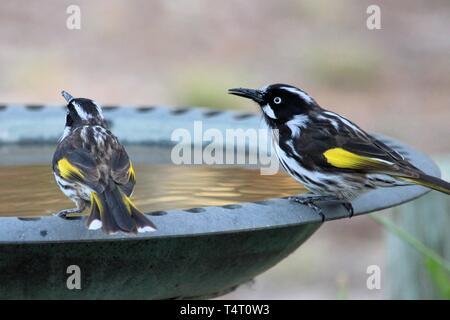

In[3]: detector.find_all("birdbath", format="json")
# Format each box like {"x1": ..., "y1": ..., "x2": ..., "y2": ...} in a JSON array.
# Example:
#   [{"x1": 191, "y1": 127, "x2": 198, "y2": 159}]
[{"x1": 0, "y1": 103, "x2": 440, "y2": 299}]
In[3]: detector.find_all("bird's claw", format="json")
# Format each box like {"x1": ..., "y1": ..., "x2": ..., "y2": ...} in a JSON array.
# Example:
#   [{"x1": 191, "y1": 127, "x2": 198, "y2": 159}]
[
  {"x1": 54, "y1": 211, "x2": 68, "y2": 219},
  {"x1": 289, "y1": 196, "x2": 326, "y2": 222},
  {"x1": 341, "y1": 202, "x2": 354, "y2": 218},
  {"x1": 54, "y1": 209, "x2": 83, "y2": 220}
]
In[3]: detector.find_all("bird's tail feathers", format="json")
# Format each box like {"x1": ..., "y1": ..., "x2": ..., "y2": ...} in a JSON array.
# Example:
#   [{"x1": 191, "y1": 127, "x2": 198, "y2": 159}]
[
  {"x1": 122, "y1": 193, "x2": 158, "y2": 233},
  {"x1": 86, "y1": 185, "x2": 156, "y2": 234},
  {"x1": 399, "y1": 173, "x2": 450, "y2": 195}
]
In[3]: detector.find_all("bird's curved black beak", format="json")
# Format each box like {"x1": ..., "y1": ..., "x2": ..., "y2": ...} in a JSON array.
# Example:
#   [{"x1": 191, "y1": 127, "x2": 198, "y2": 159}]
[
  {"x1": 228, "y1": 88, "x2": 265, "y2": 104},
  {"x1": 61, "y1": 90, "x2": 74, "y2": 104}
]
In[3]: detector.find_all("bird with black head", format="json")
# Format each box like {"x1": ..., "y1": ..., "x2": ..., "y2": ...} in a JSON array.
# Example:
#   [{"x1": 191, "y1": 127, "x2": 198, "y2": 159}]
[
  {"x1": 229, "y1": 84, "x2": 450, "y2": 220},
  {"x1": 53, "y1": 91, "x2": 157, "y2": 234}
]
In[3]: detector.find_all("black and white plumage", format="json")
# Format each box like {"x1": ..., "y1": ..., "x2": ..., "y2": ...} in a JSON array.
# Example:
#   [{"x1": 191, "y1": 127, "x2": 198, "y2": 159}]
[
  {"x1": 53, "y1": 91, "x2": 156, "y2": 234},
  {"x1": 229, "y1": 84, "x2": 450, "y2": 220}
]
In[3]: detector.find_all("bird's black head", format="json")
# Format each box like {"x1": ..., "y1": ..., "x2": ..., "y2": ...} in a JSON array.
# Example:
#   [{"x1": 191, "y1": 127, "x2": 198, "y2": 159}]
[
  {"x1": 228, "y1": 84, "x2": 318, "y2": 124},
  {"x1": 61, "y1": 91, "x2": 106, "y2": 128}
]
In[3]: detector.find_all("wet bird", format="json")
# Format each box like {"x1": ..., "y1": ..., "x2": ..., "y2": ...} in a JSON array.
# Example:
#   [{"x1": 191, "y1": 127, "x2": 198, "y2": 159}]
[
  {"x1": 52, "y1": 91, "x2": 156, "y2": 234},
  {"x1": 229, "y1": 84, "x2": 450, "y2": 221}
]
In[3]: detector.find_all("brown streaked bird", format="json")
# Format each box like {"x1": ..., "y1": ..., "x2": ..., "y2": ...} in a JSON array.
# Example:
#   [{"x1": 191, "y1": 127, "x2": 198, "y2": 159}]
[
  {"x1": 52, "y1": 91, "x2": 156, "y2": 234},
  {"x1": 229, "y1": 84, "x2": 450, "y2": 220}
]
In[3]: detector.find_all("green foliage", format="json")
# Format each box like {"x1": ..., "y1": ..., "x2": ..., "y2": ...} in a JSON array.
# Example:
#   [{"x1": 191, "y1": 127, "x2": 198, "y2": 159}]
[
  {"x1": 425, "y1": 257, "x2": 450, "y2": 299},
  {"x1": 336, "y1": 273, "x2": 349, "y2": 300}
]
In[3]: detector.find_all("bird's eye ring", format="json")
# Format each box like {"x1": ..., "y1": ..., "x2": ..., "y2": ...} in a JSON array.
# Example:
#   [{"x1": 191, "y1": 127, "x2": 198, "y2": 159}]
[{"x1": 274, "y1": 97, "x2": 282, "y2": 104}]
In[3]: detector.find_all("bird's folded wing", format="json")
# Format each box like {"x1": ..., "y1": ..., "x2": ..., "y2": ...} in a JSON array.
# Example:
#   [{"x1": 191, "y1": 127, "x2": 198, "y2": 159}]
[
  {"x1": 54, "y1": 149, "x2": 102, "y2": 191},
  {"x1": 321, "y1": 142, "x2": 420, "y2": 178},
  {"x1": 293, "y1": 117, "x2": 419, "y2": 177},
  {"x1": 369, "y1": 137, "x2": 405, "y2": 162},
  {"x1": 323, "y1": 147, "x2": 397, "y2": 170},
  {"x1": 111, "y1": 147, "x2": 136, "y2": 196}
]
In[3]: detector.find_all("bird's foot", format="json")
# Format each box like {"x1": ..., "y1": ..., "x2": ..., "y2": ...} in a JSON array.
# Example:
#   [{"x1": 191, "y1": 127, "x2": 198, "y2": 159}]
[
  {"x1": 54, "y1": 208, "x2": 84, "y2": 220},
  {"x1": 289, "y1": 195, "x2": 326, "y2": 222},
  {"x1": 341, "y1": 202, "x2": 354, "y2": 218},
  {"x1": 289, "y1": 194, "x2": 354, "y2": 222}
]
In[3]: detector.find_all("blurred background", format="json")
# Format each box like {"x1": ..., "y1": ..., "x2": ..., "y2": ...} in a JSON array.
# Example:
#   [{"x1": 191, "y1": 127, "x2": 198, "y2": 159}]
[{"x1": 0, "y1": 0, "x2": 449, "y2": 299}]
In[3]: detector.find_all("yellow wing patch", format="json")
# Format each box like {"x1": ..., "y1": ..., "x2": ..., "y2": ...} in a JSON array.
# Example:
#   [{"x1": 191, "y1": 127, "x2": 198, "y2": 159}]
[
  {"x1": 90, "y1": 192, "x2": 104, "y2": 214},
  {"x1": 323, "y1": 148, "x2": 392, "y2": 170},
  {"x1": 122, "y1": 194, "x2": 136, "y2": 215},
  {"x1": 57, "y1": 158, "x2": 84, "y2": 180},
  {"x1": 128, "y1": 161, "x2": 136, "y2": 182}
]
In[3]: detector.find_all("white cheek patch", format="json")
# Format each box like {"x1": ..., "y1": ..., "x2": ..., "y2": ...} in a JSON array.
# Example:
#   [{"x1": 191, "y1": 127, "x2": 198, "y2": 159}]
[{"x1": 262, "y1": 104, "x2": 277, "y2": 119}]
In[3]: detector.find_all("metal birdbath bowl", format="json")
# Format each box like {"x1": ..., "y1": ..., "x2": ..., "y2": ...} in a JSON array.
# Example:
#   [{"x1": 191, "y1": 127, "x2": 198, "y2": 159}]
[{"x1": 0, "y1": 103, "x2": 440, "y2": 299}]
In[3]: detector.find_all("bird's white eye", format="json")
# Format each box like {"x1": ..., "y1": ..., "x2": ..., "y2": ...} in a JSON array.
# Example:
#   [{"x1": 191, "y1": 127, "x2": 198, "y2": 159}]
[{"x1": 274, "y1": 97, "x2": 282, "y2": 104}]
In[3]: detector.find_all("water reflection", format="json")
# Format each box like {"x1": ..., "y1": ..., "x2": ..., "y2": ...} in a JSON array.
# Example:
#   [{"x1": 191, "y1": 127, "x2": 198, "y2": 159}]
[{"x1": 0, "y1": 165, "x2": 305, "y2": 217}]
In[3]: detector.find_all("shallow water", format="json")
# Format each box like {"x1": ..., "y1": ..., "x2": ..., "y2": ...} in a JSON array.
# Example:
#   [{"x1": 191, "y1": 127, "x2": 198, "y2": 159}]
[{"x1": 0, "y1": 164, "x2": 305, "y2": 217}]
